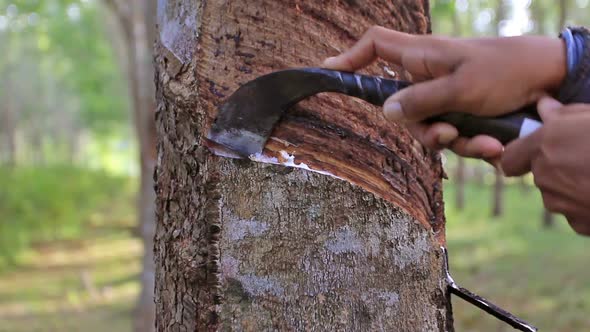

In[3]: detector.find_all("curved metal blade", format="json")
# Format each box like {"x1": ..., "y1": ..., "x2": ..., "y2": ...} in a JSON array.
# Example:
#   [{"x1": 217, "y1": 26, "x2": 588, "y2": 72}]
[{"x1": 206, "y1": 68, "x2": 350, "y2": 158}]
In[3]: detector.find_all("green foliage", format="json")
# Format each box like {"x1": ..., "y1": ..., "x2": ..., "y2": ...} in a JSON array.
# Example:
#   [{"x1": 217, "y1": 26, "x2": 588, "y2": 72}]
[
  {"x1": 0, "y1": 230, "x2": 140, "y2": 332},
  {"x1": 0, "y1": 166, "x2": 136, "y2": 269},
  {"x1": 431, "y1": 0, "x2": 456, "y2": 19},
  {"x1": 431, "y1": 0, "x2": 589, "y2": 37},
  {"x1": 445, "y1": 182, "x2": 590, "y2": 331},
  {"x1": 0, "y1": 0, "x2": 130, "y2": 166}
]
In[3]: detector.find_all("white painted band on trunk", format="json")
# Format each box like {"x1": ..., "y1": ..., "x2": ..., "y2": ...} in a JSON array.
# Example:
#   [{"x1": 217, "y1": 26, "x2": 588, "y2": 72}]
[{"x1": 518, "y1": 118, "x2": 543, "y2": 138}]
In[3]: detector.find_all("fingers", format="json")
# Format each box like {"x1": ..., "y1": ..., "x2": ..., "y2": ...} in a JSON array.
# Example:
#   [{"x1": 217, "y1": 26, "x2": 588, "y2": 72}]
[
  {"x1": 566, "y1": 215, "x2": 590, "y2": 236},
  {"x1": 502, "y1": 129, "x2": 543, "y2": 176},
  {"x1": 383, "y1": 76, "x2": 459, "y2": 122},
  {"x1": 407, "y1": 122, "x2": 458, "y2": 149},
  {"x1": 449, "y1": 135, "x2": 504, "y2": 159},
  {"x1": 322, "y1": 26, "x2": 415, "y2": 72},
  {"x1": 323, "y1": 26, "x2": 464, "y2": 122},
  {"x1": 407, "y1": 123, "x2": 502, "y2": 161},
  {"x1": 537, "y1": 96, "x2": 563, "y2": 122},
  {"x1": 501, "y1": 96, "x2": 565, "y2": 176}
]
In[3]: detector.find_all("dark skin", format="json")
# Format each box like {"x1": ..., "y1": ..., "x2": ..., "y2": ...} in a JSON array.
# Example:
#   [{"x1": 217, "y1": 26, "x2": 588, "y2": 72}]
[{"x1": 323, "y1": 26, "x2": 590, "y2": 235}]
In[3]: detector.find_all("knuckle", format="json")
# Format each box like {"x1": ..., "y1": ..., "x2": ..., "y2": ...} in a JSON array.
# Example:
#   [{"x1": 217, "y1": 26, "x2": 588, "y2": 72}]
[
  {"x1": 367, "y1": 25, "x2": 385, "y2": 38},
  {"x1": 568, "y1": 219, "x2": 590, "y2": 236},
  {"x1": 531, "y1": 160, "x2": 545, "y2": 185},
  {"x1": 540, "y1": 191, "x2": 564, "y2": 213},
  {"x1": 400, "y1": 89, "x2": 422, "y2": 119},
  {"x1": 538, "y1": 139, "x2": 557, "y2": 168},
  {"x1": 500, "y1": 158, "x2": 514, "y2": 175},
  {"x1": 543, "y1": 198, "x2": 562, "y2": 213},
  {"x1": 564, "y1": 103, "x2": 590, "y2": 113},
  {"x1": 532, "y1": 173, "x2": 542, "y2": 188},
  {"x1": 445, "y1": 76, "x2": 466, "y2": 106}
]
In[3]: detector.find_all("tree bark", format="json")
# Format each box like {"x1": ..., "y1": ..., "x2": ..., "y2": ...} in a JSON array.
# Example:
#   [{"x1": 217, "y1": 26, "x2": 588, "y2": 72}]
[{"x1": 155, "y1": 1, "x2": 452, "y2": 331}]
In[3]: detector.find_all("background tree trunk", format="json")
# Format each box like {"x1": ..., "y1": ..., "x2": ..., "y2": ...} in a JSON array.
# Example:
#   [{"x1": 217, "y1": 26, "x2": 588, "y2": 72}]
[
  {"x1": 490, "y1": 0, "x2": 505, "y2": 219},
  {"x1": 102, "y1": 0, "x2": 157, "y2": 330},
  {"x1": 154, "y1": 1, "x2": 453, "y2": 331},
  {"x1": 131, "y1": 1, "x2": 157, "y2": 331},
  {"x1": 1, "y1": 69, "x2": 16, "y2": 166},
  {"x1": 559, "y1": 0, "x2": 569, "y2": 29},
  {"x1": 541, "y1": 0, "x2": 570, "y2": 229},
  {"x1": 451, "y1": 10, "x2": 465, "y2": 211},
  {"x1": 455, "y1": 158, "x2": 466, "y2": 211},
  {"x1": 492, "y1": 168, "x2": 504, "y2": 218}
]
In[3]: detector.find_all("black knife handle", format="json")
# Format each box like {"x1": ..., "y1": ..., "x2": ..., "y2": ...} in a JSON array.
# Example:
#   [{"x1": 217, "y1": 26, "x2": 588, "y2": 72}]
[{"x1": 335, "y1": 70, "x2": 542, "y2": 145}]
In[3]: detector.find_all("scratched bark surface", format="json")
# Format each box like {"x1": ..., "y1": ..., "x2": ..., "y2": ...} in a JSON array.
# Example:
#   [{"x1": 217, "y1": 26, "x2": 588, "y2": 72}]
[{"x1": 154, "y1": 0, "x2": 452, "y2": 331}]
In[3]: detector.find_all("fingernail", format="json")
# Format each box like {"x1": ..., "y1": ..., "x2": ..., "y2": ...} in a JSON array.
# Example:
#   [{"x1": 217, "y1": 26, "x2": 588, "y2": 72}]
[
  {"x1": 437, "y1": 129, "x2": 457, "y2": 145},
  {"x1": 322, "y1": 56, "x2": 338, "y2": 68},
  {"x1": 383, "y1": 101, "x2": 405, "y2": 122},
  {"x1": 538, "y1": 97, "x2": 562, "y2": 111}
]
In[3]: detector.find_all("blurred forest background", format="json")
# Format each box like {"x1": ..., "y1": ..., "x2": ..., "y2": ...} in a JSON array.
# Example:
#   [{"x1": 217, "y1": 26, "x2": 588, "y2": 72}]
[{"x1": 0, "y1": 0, "x2": 588, "y2": 331}]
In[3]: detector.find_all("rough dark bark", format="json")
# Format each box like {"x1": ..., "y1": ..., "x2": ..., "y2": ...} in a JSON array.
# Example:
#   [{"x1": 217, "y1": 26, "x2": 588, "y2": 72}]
[{"x1": 155, "y1": 1, "x2": 452, "y2": 331}]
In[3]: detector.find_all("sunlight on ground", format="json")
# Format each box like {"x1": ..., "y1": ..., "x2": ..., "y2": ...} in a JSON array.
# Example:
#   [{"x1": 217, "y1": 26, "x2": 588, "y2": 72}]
[
  {"x1": 0, "y1": 233, "x2": 141, "y2": 332},
  {"x1": 445, "y1": 183, "x2": 590, "y2": 332}
]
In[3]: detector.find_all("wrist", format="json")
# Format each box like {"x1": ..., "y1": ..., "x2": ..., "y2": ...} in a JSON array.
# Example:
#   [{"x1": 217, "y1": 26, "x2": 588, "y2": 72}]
[
  {"x1": 558, "y1": 27, "x2": 590, "y2": 103},
  {"x1": 546, "y1": 38, "x2": 568, "y2": 91}
]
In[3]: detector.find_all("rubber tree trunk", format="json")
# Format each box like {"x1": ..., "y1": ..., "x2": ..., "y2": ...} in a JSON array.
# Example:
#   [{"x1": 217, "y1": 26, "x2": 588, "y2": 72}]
[
  {"x1": 541, "y1": 0, "x2": 569, "y2": 229},
  {"x1": 131, "y1": 1, "x2": 157, "y2": 331},
  {"x1": 490, "y1": 0, "x2": 505, "y2": 219},
  {"x1": 455, "y1": 158, "x2": 465, "y2": 211},
  {"x1": 154, "y1": 1, "x2": 453, "y2": 331},
  {"x1": 101, "y1": 0, "x2": 157, "y2": 330},
  {"x1": 1, "y1": 73, "x2": 16, "y2": 166},
  {"x1": 451, "y1": 5, "x2": 465, "y2": 212},
  {"x1": 492, "y1": 168, "x2": 504, "y2": 218},
  {"x1": 544, "y1": 0, "x2": 569, "y2": 229}
]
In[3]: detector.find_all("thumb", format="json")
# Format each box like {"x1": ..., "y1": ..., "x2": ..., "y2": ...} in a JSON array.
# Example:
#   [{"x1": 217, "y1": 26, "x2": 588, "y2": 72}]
[
  {"x1": 501, "y1": 128, "x2": 543, "y2": 177},
  {"x1": 537, "y1": 96, "x2": 563, "y2": 122}
]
